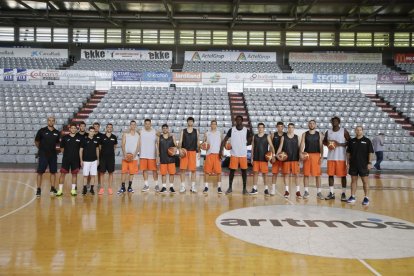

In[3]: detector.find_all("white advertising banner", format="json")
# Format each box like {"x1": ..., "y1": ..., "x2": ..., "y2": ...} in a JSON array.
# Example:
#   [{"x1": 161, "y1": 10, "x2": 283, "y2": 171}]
[
  {"x1": 201, "y1": 72, "x2": 314, "y2": 84},
  {"x1": 0, "y1": 69, "x2": 112, "y2": 81},
  {"x1": 0, "y1": 47, "x2": 68, "y2": 59},
  {"x1": 81, "y1": 49, "x2": 172, "y2": 61},
  {"x1": 289, "y1": 52, "x2": 382, "y2": 64},
  {"x1": 185, "y1": 51, "x2": 276, "y2": 62}
]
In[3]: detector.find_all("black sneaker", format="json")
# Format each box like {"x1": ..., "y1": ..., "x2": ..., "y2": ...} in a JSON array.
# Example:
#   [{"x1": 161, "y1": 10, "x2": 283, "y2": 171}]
[
  {"x1": 90, "y1": 188, "x2": 95, "y2": 195},
  {"x1": 82, "y1": 186, "x2": 88, "y2": 196},
  {"x1": 242, "y1": 189, "x2": 249, "y2": 195},
  {"x1": 225, "y1": 187, "x2": 233, "y2": 195},
  {"x1": 264, "y1": 189, "x2": 270, "y2": 197},
  {"x1": 249, "y1": 188, "x2": 258, "y2": 195},
  {"x1": 341, "y1": 192, "x2": 347, "y2": 202},
  {"x1": 325, "y1": 192, "x2": 335, "y2": 200},
  {"x1": 159, "y1": 187, "x2": 168, "y2": 193},
  {"x1": 218, "y1": 187, "x2": 223, "y2": 194},
  {"x1": 36, "y1": 188, "x2": 41, "y2": 197},
  {"x1": 50, "y1": 186, "x2": 57, "y2": 196},
  {"x1": 169, "y1": 187, "x2": 176, "y2": 194},
  {"x1": 117, "y1": 187, "x2": 126, "y2": 195},
  {"x1": 203, "y1": 187, "x2": 208, "y2": 194}
]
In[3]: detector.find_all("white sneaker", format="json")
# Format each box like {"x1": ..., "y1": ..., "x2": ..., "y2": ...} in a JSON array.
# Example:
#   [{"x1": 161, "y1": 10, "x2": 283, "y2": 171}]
[
  {"x1": 141, "y1": 185, "x2": 150, "y2": 192},
  {"x1": 190, "y1": 186, "x2": 197, "y2": 193},
  {"x1": 154, "y1": 184, "x2": 160, "y2": 192},
  {"x1": 270, "y1": 189, "x2": 276, "y2": 196},
  {"x1": 179, "y1": 185, "x2": 186, "y2": 193}
]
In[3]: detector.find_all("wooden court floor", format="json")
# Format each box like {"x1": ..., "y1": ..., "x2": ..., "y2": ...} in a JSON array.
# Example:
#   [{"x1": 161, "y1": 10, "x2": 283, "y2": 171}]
[{"x1": 0, "y1": 170, "x2": 413, "y2": 275}]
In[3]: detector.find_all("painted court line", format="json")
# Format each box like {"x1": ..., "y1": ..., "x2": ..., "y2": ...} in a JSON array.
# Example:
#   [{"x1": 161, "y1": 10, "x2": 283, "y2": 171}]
[{"x1": 0, "y1": 181, "x2": 37, "y2": 220}]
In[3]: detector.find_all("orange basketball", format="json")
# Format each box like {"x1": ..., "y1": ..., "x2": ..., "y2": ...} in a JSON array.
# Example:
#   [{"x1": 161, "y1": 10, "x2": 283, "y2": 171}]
[
  {"x1": 277, "y1": 151, "x2": 288, "y2": 161},
  {"x1": 125, "y1": 153, "x2": 134, "y2": 162},
  {"x1": 201, "y1": 142, "x2": 210, "y2": 151},
  {"x1": 179, "y1": 148, "x2": 187, "y2": 158},
  {"x1": 302, "y1": 152, "x2": 309, "y2": 160},
  {"x1": 265, "y1": 151, "x2": 273, "y2": 162},
  {"x1": 327, "y1": 140, "x2": 337, "y2": 151},
  {"x1": 225, "y1": 142, "x2": 232, "y2": 150},
  {"x1": 168, "y1": 147, "x2": 177, "y2": 156}
]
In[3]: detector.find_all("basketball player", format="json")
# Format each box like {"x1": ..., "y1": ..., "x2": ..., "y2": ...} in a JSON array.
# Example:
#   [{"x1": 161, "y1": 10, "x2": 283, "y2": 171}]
[
  {"x1": 98, "y1": 123, "x2": 117, "y2": 195},
  {"x1": 80, "y1": 127, "x2": 99, "y2": 195},
  {"x1": 35, "y1": 116, "x2": 60, "y2": 197},
  {"x1": 139, "y1": 119, "x2": 159, "y2": 192},
  {"x1": 179, "y1": 117, "x2": 200, "y2": 193},
  {"x1": 202, "y1": 120, "x2": 223, "y2": 194},
  {"x1": 276, "y1": 123, "x2": 301, "y2": 198},
  {"x1": 156, "y1": 124, "x2": 177, "y2": 194},
  {"x1": 323, "y1": 116, "x2": 351, "y2": 201},
  {"x1": 220, "y1": 115, "x2": 252, "y2": 195},
  {"x1": 300, "y1": 120, "x2": 324, "y2": 200},
  {"x1": 117, "y1": 120, "x2": 139, "y2": 195},
  {"x1": 57, "y1": 123, "x2": 81, "y2": 196},
  {"x1": 346, "y1": 126, "x2": 374, "y2": 205},
  {"x1": 93, "y1": 122, "x2": 103, "y2": 191},
  {"x1": 250, "y1": 123, "x2": 275, "y2": 196},
  {"x1": 78, "y1": 121, "x2": 87, "y2": 139},
  {"x1": 270, "y1": 122, "x2": 285, "y2": 196}
]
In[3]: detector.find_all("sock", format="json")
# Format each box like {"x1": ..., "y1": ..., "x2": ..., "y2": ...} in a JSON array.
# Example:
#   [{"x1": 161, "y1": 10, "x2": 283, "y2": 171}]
[
  {"x1": 264, "y1": 185, "x2": 268, "y2": 190},
  {"x1": 128, "y1": 181, "x2": 132, "y2": 188},
  {"x1": 272, "y1": 184, "x2": 276, "y2": 191},
  {"x1": 229, "y1": 170, "x2": 235, "y2": 189},
  {"x1": 285, "y1": 185, "x2": 289, "y2": 192},
  {"x1": 144, "y1": 180, "x2": 148, "y2": 186},
  {"x1": 154, "y1": 181, "x2": 158, "y2": 186},
  {"x1": 253, "y1": 185, "x2": 257, "y2": 190},
  {"x1": 71, "y1": 184, "x2": 76, "y2": 190},
  {"x1": 59, "y1": 184, "x2": 63, "y2": 191},
  {"x1": 304, "y1": 187, "x2": 309, "y2": 192},
  {"x1": 121, "y1": 182, "x2": 125, "y2": 188},
  {"x1": 217, "y1": 182, "x2": 221, "y2": 187},
  {"x1": 169, "y1": 183, "x2": 174, "y2": 187},
  {"x1": 296, "y1": 185, "x2": 300, "y2": 192},
  {"x1": 205, "y1": 182, "x2": 209, "y2": 188},
  {"x1": 241, "y1": 169, "x2": 247, "y2": 190},
  {"x1": 330, "y1": 186, "x2": 334, "y2": 193},
  {"x1": 191, "y1": 181, "x2": 195, "y2": 188},
  {"x1": 317, "y1": 188, "x2": 321, "y2": 193},
  {"x1": 163, "y1": 183, "x2": 167, "y2": 187}
]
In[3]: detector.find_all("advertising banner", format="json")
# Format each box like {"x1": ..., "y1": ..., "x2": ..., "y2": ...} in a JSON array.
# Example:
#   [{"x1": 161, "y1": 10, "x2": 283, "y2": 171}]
[
  {"x1": 3, "y1": 68, "x2": 13, "y2": 81},
  {"x1": 313, "y1": 74, "x2": 347, "y2": 83},
  {"x1": 81, "y1": 49, "x2": 172, "y2": 60},
  {"x1": 113, "y1": 71, "x2": 141, "y2": 81},
  {"x1": 172, "y1": 72, "x2": 202, "y2": 82},
  {"x1": 16, "y1": 68, "x2": 27, "y2": 81},
  {"x1": 394, "y1": 53, "x2": 414, "y2": 63},
  {"x1": 0, "y1": 47, "x2": 68, "y2": 59},
  {"x1": 377, "y1": 74, "x2": 408, "y2": 84},
  {"x1": 290, "y1": 52, "x2": 382, "y2": 63},
  {"x1": 141, "y1": 72, "x2": 172, "y2": 82},
  {"x1": 185, "y1": 51, "x2": 276, "y2": 62}
]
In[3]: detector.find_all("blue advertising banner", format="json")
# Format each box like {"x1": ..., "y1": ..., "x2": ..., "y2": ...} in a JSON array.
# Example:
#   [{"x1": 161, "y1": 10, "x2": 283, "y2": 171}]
[
  {"x1": 3, "y1": 68, "x2": 13, "y2": 81},
  {"x1": 313, "y1": 74, "x2": 347, "y2": 84},
  {"x1": 16, "y1": 68, "x2": 27, "y2": 81},
  {"x1": 141, "y1": 72, "x2": 172, "y2": 82},
  {"x1": 112, "y1": 71, "x2": 141, "y2": 81}
]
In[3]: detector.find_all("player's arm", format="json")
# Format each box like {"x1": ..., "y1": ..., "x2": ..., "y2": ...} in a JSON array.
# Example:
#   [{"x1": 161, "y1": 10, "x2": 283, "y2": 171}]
[
  {"x1": 246, "y1": 129, "x2": 252, "y2": 145},
  {"x1": 299, "y1": 133, "x2": 306, "y2": 153},
  {"x1": 319, "y1": 132, "x2": 324, "y2": 163},
  {"x1": 60, "y1": 138, "x2": 65, "y2": 155},
  {"x1": 342, "y1": 129, "x2": 351, "y2": 147},
  {"x1": 276, "y1": 136, "x2": 284, "y2": 161},
  {"x1": 79, "y1": 147, "x2": 84, "y2": 167},
  {"x1": 322, "y1": 130, "x2": 328, "y2": 146},
  {"x1": 34, "y1": 129, "x2": 41, "y2": 148},
  {"x1": 203, "y1": 131, "x2": 207, "y2": 143},
  {"x1": 196, "y1": 129, "x2": 201, "y2": 158},
  {"x1": 367, "y1": 140, "x2": 374, "y2": 170},
  {"x1": 137, "y1": 130, "x2": 142, "y2": 156},
  {"x1": 134, "y1": 134, "x2": 140, "y2": 157},
  {"x1": 220, "y1": 129, "x2": 231, "y2": 157},
  {"x1": 121, "y1": 132, "x2": 126, "y2": 157},
  {"x1": 178, "y1": 129, "x2": 184, "y2": 149},
  {"x1": 267, "y1": 134, "x2": 275, "y2": 154},
  {"x1": 96, "y1": 144, "x2": 100, "y2": 163},
  {"x1": 251, "y1": 135, "x2": 255, "y2": 161},
  {"x1": 114, "y1": 136, "x2": 118, "y2": 151}
]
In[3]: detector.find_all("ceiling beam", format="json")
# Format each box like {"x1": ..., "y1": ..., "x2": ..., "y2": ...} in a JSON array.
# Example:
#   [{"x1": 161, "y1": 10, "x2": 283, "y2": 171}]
[
  {"x1": 14, "y1": 0, "x2": 64, "y2": 25},
  {"x1": 230, "y1": 0, "x2": 240, "y2": 29},
  {"x1": 161, "y1": 0, "x2": 177, "y2": 28},
  {"x1": 287, "y1": 0, "x2": 318, "y2": 29},
  {"x1": 88, "y1": 0, "x2": 120, "y2": 26},
  {"x1": 344, "y1": 0, "x2": 396, "y2": 29}
]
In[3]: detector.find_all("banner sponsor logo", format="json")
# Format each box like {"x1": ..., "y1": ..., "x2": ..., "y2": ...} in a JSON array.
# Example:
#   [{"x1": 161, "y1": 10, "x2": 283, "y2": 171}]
[
  {"x1": 394, "y1": 53, "x2": 414, "y2": 63},
  {"x1": 148, "y1": 51, "x2": 170, "y2": 60},
  {"x1": 142, "y1": 72, "x2": 172, "y2": 82},
  {"x1": 113, "y1": 71, "x2": 142, "y2": 81},
  {"x1": 0, "y1": 50, "x2": 14, "y2": 56},
  {"x1": 31, "y1": 50, "x2": 63, "y2": 57},
  {"x1": 172, "y1": 72, "x2": 202, "y2": 82},
  {"x1": 29, "y1": 70, "x2": 60, "y2": 80},
  {"x1": 81, "y1": 49, "x2": 172, "y2": 60},
  {"x1": 16, "y1": 68, "x2": 27, "y2": 81},
  {"x1": 3, "y1": 69, "x2": 13, "y2": 81},
  {"x1": 0, "y1": 48, "x2": 67, "y2": 59},
  {"x1": 185, "y1": 51, "x2": 276, "y2": 62},
  {"x1": 313, "y1": 74, "x2": 347, "y2": 83},
  {"x1": 82, "y1": 49, "x2": 107, "y2": 59},
  {"x1": 377, "y1": 74, "x2": 408, "y2": 84}
]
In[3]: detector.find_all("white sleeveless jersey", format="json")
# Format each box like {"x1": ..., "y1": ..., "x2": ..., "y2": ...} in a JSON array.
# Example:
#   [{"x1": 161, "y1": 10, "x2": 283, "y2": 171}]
[
  {"x1": 125, "y1": 132, "x2": 139, "y2": 160},
  {"x1": 230, "y1": 126, "x2": 247, "y2": 157},
  {"x1": 327, "y1": 127, "x2": 347, "y2": 161},
  {"x1": 140, "y1": 129, "x2": 157, "y2": 159},
  {"x1": 206, "y1": 130, "x2": 221, "y2": 155}
]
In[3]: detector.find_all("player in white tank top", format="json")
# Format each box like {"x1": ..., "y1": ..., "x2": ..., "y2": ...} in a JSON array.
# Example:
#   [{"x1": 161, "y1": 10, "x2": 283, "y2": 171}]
[
  {"x1": 139, "y1": 119, "x2": 159, "y2": 192},
  {"x1": 202, "y1": 120, "x2": 223, "y2": 194}
]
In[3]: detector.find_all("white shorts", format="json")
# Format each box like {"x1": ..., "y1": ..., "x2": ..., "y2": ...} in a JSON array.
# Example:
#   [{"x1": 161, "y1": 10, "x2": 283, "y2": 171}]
[{"x1": 83, "y1": 160, "x2": 98, "y2": 176}]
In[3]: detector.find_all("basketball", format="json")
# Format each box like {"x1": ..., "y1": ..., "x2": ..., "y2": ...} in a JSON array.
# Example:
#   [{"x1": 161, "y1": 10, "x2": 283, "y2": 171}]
[
  {"x1": 179, "y1": 148, "x2": 187, "y2": 157},
  {"x1": 201, "y1": 142, "x2": 210, "y2": 151},
  {"x1": 265, "y1": 151, "x2": 273, "y2": 162},
  {"x1": 225, "y1": 142, "x2": 232, "y2": 150},
  {"x1": 302, "y1": 152, "x2": 309, "y2": 160},
  {"x1": 125, "y1": 153, "x2": 134, "y2": 162},
  {"x1": 277, "y1": 151, "x2": 288, "y2": 161},
  {"x1": 327, "y1": 140, "x2": 337, "y2": 150},
  {"x1": 168, "y1": 147, "x2": 177, "y2": 156}
]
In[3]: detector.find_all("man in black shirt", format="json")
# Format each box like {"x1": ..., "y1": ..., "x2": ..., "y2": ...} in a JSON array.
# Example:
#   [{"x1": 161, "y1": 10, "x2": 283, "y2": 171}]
[
  {"x1": 57, "y1": 123, "x2": 82, "y2": 197},
  {"x1": 98, "y1": 123, "x2": 117, "y2": 195},
  {"x1": 93, "y1": 122, "x2": 103, "y2": 190},
  {"x1": 34, "y1": 116, "x2": 61, "y2": 197},
  {"x1": 77, "y1": 121, "x2": 87, "y2": 140},
  {"x1": 346, "y1": 126, "x2": 374, "y2": 206},
  {"x1": 80, "y1": 126, "x2": 100, "y2": 195},
  {"x1": 156, "y1": 124, "x2": 177, "y2": 194}
]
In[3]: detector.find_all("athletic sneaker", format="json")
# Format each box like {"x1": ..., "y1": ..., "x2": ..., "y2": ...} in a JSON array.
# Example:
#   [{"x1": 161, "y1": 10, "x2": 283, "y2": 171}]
[
  {"x1": 203, "y1": 187, "x2": 208, "y2": 194},
  {"x1": 242, "y1": 189, "x2": 249, "y2": 195},
  {"x1": 82, "y1": 186, "x2": 88, "y2": 196},
  {"x1": 50, "y1": 186, "x2": 57, "y2": 196},
  {"x1": 179, "y1": 186, "x2": 186, "y2": 193},
  {"x1": 325, "y1": 192, "x2": 335, "y2": 200},
  {"x1": 284, "y1": 191, "x2": 290, "y2": 198},
  {"x1": 362, "y1": 197, "x2": 370, "y2": 206},
  {"x1": 249, "y1": 188, "x2": 258, "y2": 195},
  {"x1": 108, "y1": 188, "x2": 113, "y2": 195},
  {"x1": 264, "y1": 189, "x2": 270, "y2": 197},
  {"x1": 159, "y1": 187, "x2": 168, "y2": 194},
  {"x1": 71, "y1": 189, "x2": 77, "y2": 196},
  {"x1": 127, "y1": 187, "x2": 134, "y2": 193},
  {"x1": 169, "y1": 187, "x2": 176, "y2": 194},
  {"x1": 347, "y1": 195, "x2": 356, "y2": 203},
  {"x1": 36, "y1": 188, "x2": 41, "y2": 197},
  {"x1": 225, "y1": 188, "x2": 232, "y2": 195},
  {"x1": 190, "y1": 186, "x2": 197, "y2": 193},
  {"x1": 317, "y1": 192, "x2": 325, "y2": 200},
  {"x1": 303, "y1": 191, "x2": 310, "y2": 199},
  {"x1": 142, "y1": 185, "x2": 150, "y2": 192},
  {"x1": 341, "y1": 192, "x2": 347, "y2": 202},
  {"x1": 56, "y1": 190, "x2": 63, "y2": 196},
  {"x1": 270, "y1": 189, "x2": 276, "y2": 196},
  {"x1": 296, "y1": 191, "x2": 302, "y2": 199},
  {"x1": 98, "y1": 188, "x2": 104, "y2": 195},
  {"x1": 154, "y1": 184, "x2": 160, "y2": 192},
  {"x1": 218, "y1": 187, "x2": 223, "y2": 194},
  {"x1": 117, "y1": 187, "x2": 126, "y2": 195},
  {"x1": 90, "y1": 188, "x2": 95, "y2": 195}
]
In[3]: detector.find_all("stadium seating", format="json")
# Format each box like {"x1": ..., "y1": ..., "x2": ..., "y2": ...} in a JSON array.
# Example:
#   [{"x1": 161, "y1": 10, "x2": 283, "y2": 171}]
[
  {"x1": 395, "y1": 63, "x2": 414, "y2": 73},
  {"x1": 70, "y1": 59, "x2": 172, "y2": 72},
  {"x1": 183, "y1": 61, "x2": 282, "y2": 73},
  {"x1": 377, "y1": 89, "x2": 414, "y2": 121},
  {"x1": 290, "y1": 62, "x2": 392, "y2": 74},
  {"x1": 0, "y1": 57, "x2": 66, "y2": 69}
]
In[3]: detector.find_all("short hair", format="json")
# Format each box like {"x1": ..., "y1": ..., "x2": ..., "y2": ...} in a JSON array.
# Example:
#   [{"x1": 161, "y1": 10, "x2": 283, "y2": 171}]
[
  {"x1": 69, "y1": 123, "x2": 77, "y2": 128},
  {"x1": 187, "y1": 117, "x2": 194, "y2": 122},
  {"x1": 130, "y1": 120, "x2": 136, "y2": 124},
  {"x1": 308, "y1": 119, "x2": 316, "y2": 123},
  {"x1": 106, "y1": 123, "x2": 113, "y2": 127},
  {"x1": 235, "y1": 115, "x2": 243, "y2": 121},
  {"x1": 89, "y1": 126, "x2": 95, "y2": 131},
  {"x1": 79, "y1": 121, "x2": 86, "y2": 126},
  {"x1": 355, "y1": 125, "x2": 364, "y2": 130},
  {"x1": 288, "y1": 123, "x2": 295, "y2": 127},
  {"x1": 258, "y1": 122, "x2": 265, "y2": 127},
  {"x1": 93, "y1": 122, "x2": 100, "y2": 126},
  {"x1": 276, "y1": 121, "x2": 284, "y2": 126},
  {"x1": 162, "y1": 124, "x2": 169, "y2": 128},
  {"x1": 144, "y1": 119, "x2": 151, "y2": 123},
  {"x1": 331, "y1": 116, "x2": 341, "y2": 123},
  {"x1": 210, "y1": 120, "x2": 217, "y2": 125},
  {"x1": 378, "y1": 132, "x2": 384, "y2": 135}
]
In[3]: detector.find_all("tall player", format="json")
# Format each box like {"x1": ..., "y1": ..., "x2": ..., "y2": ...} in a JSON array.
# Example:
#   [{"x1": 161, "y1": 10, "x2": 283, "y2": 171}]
[
  {"x1": 80, "y1": 127, "x2": 99, "y2": 195},
  {"x1": 276, "y1": 123, "x2": 301, "y2": 198},
  {"x1": 202, "y1": 120, "x2": 223, "y2": 194},
  {"x1": 179, "y1": 117, "x2": 200, "y2": 193},
  {"x1": 323, "y1": 116, "x2": 351, "y2": 201},
  {"x1": 98, "y1": 123, "x2": 117, "y2": 195},
  {"x1": 300, "y1": 120, "x2": 324, "y2": 200},
  {"x1": 220, "y1": 115, "x2": 252, "y2": 195},
  {"x1": 57, "y1": 123, "x2": 81, "y2": 196},
  {"x1": 78, "y1": 121, "x2": 87, "y2": 138},
  {"x1": 270, "y1": 122, "x2": 285, "y2": 196},
  {"x1": 139, "y1": 119, "x2": 159, "y2": 192},
  {"x1": 156, "y1": 124, "x2": 177, "y2": 194},
  {"x1": 93, "y1": 122, "x2": 103, "y2": 191},
  {"x1": 250, "y1": 123, "x2": 275, "y2": 196},
  {"x1": 35, "y1": 116, "x2": 60, "y2": 197},
  {"x1": 117, "y1": 120, "x2": 140, "y2": 195}
]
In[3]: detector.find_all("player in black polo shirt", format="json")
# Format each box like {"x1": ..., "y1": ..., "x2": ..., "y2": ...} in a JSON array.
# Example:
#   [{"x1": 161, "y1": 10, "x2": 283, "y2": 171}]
[
  {"x1": 346, "y1": 126, "x2": 374, "y2": 206},
  {"x1": 77, "y1": 121, "x2": 87, "y2": 140},
  {"x1": 80, "y1": 127, "x2": 100, "y2": 195},
  {"x1": 98, "y1": 123, "x2": 118, "y2": 195},
  {"x1": 93, "y1": 122, "x2": 103, "y2": 190},
  {"x1": 57, "y1": 123, "x2": 82, "y2": 197},
  {"x1": 34, "y1": 116, "x2": 61, "y2": 197}
]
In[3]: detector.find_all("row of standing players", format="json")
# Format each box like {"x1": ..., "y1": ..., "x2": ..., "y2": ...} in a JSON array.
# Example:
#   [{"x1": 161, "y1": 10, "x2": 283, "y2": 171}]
[{"x1": 34, "y1": 115, "x2": 374, "y2": 205}]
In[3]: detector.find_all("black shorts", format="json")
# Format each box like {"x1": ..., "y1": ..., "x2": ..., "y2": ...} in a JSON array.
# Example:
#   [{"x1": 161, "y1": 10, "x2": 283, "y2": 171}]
[
  {"x1": 60, "y1": 159, "x2": 80, "y2": 174},
  {"x1": 99, "y1": 156, "x2": 115, "y2": 173},
  {"x1": 37, "y1": 155, "x2": 58, "y2": 174},
  {"x1": 349, "y1": 167, "x2": 369, "y2": 177}
]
